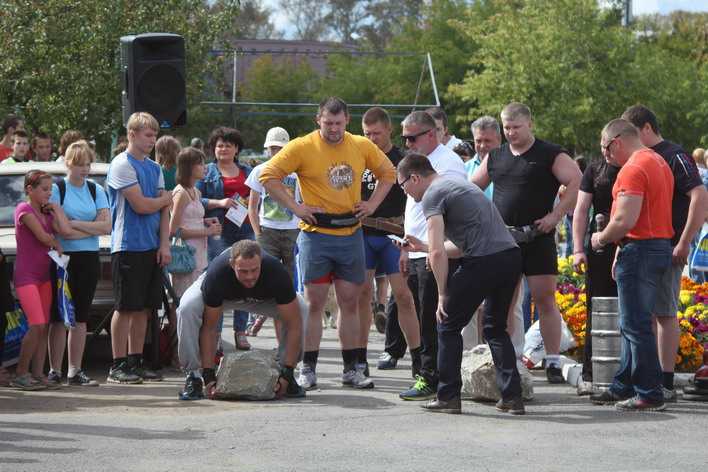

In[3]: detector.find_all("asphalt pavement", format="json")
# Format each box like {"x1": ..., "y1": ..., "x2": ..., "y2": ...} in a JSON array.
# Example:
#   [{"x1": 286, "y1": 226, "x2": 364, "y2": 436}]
[{"x1": 1, "y1": 320, "x2": 706, "y2": 472}]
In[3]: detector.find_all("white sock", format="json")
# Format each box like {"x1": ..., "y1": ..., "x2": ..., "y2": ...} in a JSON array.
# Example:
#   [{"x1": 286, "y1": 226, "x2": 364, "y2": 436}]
[
  {"x1": 546, "y1": 355, "x2": 560, "y2": 368},
  {"x1": 68, "y1": 366, "x2": 80, "y2": 378}
]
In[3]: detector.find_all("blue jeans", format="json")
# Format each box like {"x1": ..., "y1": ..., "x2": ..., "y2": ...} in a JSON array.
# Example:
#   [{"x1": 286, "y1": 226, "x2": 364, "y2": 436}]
[{"x1": 610, "y1": 239, "x2": 671, "y2": 402}]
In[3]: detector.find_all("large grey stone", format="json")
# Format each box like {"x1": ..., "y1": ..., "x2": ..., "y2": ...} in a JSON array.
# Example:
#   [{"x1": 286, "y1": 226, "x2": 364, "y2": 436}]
[
  {"x1": 214, "y1": 350, "x2": 280, "y2": 400},
  {"x1": 461, "y1": 344, "x2": 534, "y2": 402}
]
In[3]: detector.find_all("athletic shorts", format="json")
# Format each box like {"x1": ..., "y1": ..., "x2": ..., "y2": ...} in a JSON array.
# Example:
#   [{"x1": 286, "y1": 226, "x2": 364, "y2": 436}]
[
  {"x1": 296, "y1": 229, "x2": 366, "y2": 285},
  {"x1": 653, "y1": 262, "x2": 682, "y2": 316},
  {"x1": 364, "y1": 234, "x2": 400, "y2": 275},
  {"x1": 51, "y1": 251, "x2": 99, "y2": 324},
  {"x1": 519, "y1": 234, "x2": 558, "y2": 276},
  {"x1": 111, "y1": 250, "x2": 163, "y2": 312}
]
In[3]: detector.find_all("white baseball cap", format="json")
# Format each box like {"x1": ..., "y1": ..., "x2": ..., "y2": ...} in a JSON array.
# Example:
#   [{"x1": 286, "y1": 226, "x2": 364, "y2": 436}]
[{"x1": 263, "y1": 127, "x2": 290, "y2": 148}]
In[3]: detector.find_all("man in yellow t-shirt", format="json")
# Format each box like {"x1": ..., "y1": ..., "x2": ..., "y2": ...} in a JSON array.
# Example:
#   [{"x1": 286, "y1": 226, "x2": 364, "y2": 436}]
[{"x1": 260, "y1": 96, "x2": 395, "y2": 390}]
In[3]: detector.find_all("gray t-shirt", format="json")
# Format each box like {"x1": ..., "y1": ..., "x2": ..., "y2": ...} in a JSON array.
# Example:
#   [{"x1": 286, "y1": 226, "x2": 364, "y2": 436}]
[{"x1": 422, "y1": 176, "x2": 517, "y2": 258}]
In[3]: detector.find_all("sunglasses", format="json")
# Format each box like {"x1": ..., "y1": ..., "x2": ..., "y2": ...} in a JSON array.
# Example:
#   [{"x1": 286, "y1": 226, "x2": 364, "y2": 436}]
[
  {"x1": 402, "y1": 128, "x2": 432, "y2": 143},
  {"x1": 398, "y1": 174, "x2": 414, "y2": 189},
  {"x1": 601, "y1": 133, "x2": 622, "y2": 153}
]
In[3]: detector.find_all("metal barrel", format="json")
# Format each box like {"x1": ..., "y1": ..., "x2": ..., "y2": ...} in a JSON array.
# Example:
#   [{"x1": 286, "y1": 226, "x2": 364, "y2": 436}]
[{"x1": 591, "y1": 297, "x2": 620, "y2": 390}]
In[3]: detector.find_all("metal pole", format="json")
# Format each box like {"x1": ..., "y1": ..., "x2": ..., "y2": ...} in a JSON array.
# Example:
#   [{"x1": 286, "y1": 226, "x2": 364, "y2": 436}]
[
  {"x1": 426, "y1": 53, "x2": 440, "y2": 107},
  {"x1": 201, "y1": 101, "x2": 440, "y2": 109},
  {"x1": 232, "y1": 51, "x2": 238, "y2": 103}
]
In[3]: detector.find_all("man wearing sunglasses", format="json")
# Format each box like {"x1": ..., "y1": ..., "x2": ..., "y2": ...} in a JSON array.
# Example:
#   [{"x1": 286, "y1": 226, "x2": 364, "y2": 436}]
[
  {"x1": 470, "y1": 102, "x2": 582, "y2": 383},
  {"x1": 621, "y1": 105, "x2": 707, "y2": 403},
  {"x1": 397, "y1": 111, "x2": 466, "y2": 400},
  {"x1": 589, "y1": 119, "x2": 674, "y2": 412},
  {"x1": 396, "y1": 153, "x2": 524, "y2": 415}
]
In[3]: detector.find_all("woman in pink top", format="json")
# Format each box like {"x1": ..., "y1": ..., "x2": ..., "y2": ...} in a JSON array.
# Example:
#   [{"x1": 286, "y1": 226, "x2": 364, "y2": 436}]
[
  {"x1": 11, "y1": 170, "x2": 71, "y2": 390},
  {"x1": 169, "y1": 147, "x2": 220, "y2": 296}
]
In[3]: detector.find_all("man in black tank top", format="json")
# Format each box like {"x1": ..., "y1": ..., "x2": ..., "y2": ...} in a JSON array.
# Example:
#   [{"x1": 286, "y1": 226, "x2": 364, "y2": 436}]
[{"x1": 471, "y1": 102, "x2": 583, "y2": 383}]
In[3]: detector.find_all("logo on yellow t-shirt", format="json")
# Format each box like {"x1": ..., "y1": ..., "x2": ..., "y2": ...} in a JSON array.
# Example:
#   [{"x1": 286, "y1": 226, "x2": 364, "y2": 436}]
[{"x1": 328, "y1": 163, "x2": 354, "y2": 190}]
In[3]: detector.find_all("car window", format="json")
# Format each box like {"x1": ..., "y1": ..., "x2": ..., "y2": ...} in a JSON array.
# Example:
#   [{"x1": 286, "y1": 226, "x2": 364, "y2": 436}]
[{"x1": 0, "y1": 174, "x2": 107, "y2": 227}]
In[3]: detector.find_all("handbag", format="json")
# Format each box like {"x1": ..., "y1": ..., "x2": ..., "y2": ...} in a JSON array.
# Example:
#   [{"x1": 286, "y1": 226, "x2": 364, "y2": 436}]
[
  {"x1": 166, "y1": 229, "x2": 196, "y2": 274},
  {"x1": 2, "y1": 304, "x2": 29, "y2": 366},
  {"x1": 690, "y1": 224, "x2": 708, "y2": 272}
]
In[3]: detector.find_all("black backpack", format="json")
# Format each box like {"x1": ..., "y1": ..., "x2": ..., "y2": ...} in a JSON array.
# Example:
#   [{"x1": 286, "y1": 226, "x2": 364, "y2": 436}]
[{"x1": 56, "y1": 178, "x2": 97, "y2": 205}]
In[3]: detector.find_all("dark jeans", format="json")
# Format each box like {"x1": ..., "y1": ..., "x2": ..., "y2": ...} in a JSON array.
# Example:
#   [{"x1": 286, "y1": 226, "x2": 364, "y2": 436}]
[
  {"x1": 437, "y1": 248, "x2": 522, "y2": 401},
  {"x1": 383, "y1": 293, "x2": 406, "y2": 358},
  {"x1": 407, "y1": 257, "x2": 447, "y2": 386},
  {"x1": 581, "y1": 244, "x2": 618, "y2": 381},
  {"x1": 610, "y1": 239, "x2": 671, "y2": 402}
]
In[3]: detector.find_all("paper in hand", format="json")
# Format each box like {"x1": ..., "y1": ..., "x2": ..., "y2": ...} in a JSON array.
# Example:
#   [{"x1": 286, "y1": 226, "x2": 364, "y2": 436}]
[{"x1": 225, "y1": 200, "x2": 249, "y2": 227}]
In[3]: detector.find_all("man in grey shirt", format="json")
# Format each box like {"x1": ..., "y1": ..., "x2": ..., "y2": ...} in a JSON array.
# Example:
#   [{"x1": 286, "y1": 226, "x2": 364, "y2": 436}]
[{"x1": 396, "y1": 153, "x2": 525, "y2": 415}]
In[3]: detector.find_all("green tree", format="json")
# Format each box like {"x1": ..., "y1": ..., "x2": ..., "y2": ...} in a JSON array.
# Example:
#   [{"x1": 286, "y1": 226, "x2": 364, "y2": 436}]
[
  {"x1": 0, "y1": 0, "x2": 238, "y2": 160},
  {"x1": 451, "y1": 0, "x2": 651, "y2": 155},
  {"x1": 236, "y1": 55, "x2": 321, "y2": 147}
]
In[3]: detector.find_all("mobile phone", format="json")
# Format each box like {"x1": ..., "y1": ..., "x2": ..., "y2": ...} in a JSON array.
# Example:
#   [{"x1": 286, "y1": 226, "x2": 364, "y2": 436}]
[{"x1": 387, "y1": 235, "x2": 408, "y2": 246}]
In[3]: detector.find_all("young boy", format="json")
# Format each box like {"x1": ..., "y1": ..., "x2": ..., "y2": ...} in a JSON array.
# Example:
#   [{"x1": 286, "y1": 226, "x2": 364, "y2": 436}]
[
  {"x1": 106, "y1": 112, "x2": 172, "y2": 384},
  {"x1": 32, "y1": 132, "x2": 53, "y2": 162},
  {"x1": 1, "y1": 130, "x2": 31, "y2": 164}
]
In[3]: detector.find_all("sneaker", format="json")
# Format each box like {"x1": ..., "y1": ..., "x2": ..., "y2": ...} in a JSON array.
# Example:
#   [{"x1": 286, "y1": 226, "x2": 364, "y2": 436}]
[
  {"x1": 130, "y1": 357, "x2": 163, "y2": 382},
  {"x1": 179, "y1": 373, "x2": 204, "y2": 401},
  {"x1": 377, "y1": 352, "x2": 398, "y2": 370},
  {"x1": 662, "y1": 387, "x2": 678, "y2": 403},
  {"x1": 235, "y1": 331, "x2": 251, "y2": 350},
  {"x1": 342, "y1": 366, "x2": 374, "y2": 389},
  {"x1": 577, "y1": 380, "x2": 593, "y2": 396},
  {"x1": 297, "y1": 365, "x2": 318, "y2": 390},
  {"x1": 373, "y1": 304, "x2": 387, "y2": 334},
  {"x1": 67, "y1": 370, "x2": 99, "y2": 387},
  {"x1": 421, "y1": 397, "x2": 461, "y2": 414},
  {"x1": 615, "y1": 396, "x2": 666, "y2": 412},
  {"x1": 545, "y1": 365, "x2": 564, "y2": 384},
  {"x1": 47, "y1": 370, "x2": 61, "y2": 388},
  {"x1": 285, "y1": 378, "x2": 306, "y2": 398},
  {"x1": 10, "y1": 373, "x2": 46, "y2": 391},
  {"x1": 35, "y1": 375, "x2": 62, "y2": 390},
  {"x1": 107, "y1": 361, "x2": 142, "y2": 384},
  {"x1": 399, "y1": 375, "x2": 436, "y2": 401},
  {"x1": 590, "y1": 389, "x2": 631, "y2": 405},
  {"x1": 247, "y1": 316, "x2": 266, "y2": 336},
  {"x1": 496, "y1": 397, "x2": 526, "y2": 415}
]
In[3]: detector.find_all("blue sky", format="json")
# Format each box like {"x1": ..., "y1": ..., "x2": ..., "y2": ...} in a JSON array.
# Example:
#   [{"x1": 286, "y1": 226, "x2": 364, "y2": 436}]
[
  {"x1": 265, "y1": 0, "x2": 708, "y2": 39},
  {"x1": 633, "y1": 0, "x2": 708, "y2": 15}
]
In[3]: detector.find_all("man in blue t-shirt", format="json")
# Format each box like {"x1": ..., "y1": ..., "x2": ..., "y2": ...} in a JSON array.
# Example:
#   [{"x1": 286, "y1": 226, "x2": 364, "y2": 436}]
[{"x1": 106, "y1": 112, "x2": 173, "y2": 385}]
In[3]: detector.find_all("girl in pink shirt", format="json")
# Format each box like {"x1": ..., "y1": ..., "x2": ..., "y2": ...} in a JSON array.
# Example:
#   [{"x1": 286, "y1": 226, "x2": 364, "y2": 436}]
[{"x1": 11, "y1": 170, "x2": 71, "y2": 390}]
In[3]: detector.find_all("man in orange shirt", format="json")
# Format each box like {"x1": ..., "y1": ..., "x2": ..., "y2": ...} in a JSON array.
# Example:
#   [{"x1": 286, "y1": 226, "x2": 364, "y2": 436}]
[{"x1": 589, "y1": 118, "x2": 674, "y2": 412}]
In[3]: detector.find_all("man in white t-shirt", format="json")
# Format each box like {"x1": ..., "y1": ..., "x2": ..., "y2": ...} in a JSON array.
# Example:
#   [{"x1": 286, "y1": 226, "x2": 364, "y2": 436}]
[
  {"x1": 397, "y1": 110, "x2": 466, "y2": 401},
  {"x1": 246, "y1": 127, "x2": 300, "y2": 280}
]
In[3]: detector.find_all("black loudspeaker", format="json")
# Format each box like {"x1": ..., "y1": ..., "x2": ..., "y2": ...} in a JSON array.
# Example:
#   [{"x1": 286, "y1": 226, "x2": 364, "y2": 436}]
[{"x1": 121, "y1": 33, "x2": 186, "y2": 128}]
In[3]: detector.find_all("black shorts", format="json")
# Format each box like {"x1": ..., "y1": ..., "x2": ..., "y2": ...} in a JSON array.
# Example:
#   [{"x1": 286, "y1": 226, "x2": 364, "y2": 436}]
[
  {"x1": 519, "y1": 234, "x2": 558, "y2": 276},
  {"x1": 111, "y1": 250, "x2": 163, "y2": 312},
  {"x1": 52, "y1": 251, "x2": 100, "y2": 324}
]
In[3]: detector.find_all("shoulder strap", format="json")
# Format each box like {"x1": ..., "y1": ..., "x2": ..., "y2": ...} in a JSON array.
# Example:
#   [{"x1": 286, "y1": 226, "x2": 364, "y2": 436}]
[
  {"x1": 57, "y1": 178, "x2": 66, "y2": 205},
  {"x1": 87, "y1": 180, "x2": 97, "y2": 202},
  {"x1": 58, "y1": 178, "x2": 97, "y2": 205}
]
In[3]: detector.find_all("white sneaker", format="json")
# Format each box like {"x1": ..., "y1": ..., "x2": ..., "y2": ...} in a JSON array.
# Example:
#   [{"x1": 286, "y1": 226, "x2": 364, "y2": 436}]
[
  {"x1": 342, "y1": 365, "x2": 374, "y2": 389},
  {"x1": 297, "y1": 365, "x2": 318, "y2": 390}
]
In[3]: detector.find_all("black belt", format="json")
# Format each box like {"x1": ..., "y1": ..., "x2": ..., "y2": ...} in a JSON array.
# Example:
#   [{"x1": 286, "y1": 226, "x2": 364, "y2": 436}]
[{"x1": 312, "y1": 212, "x2": 360, "y2": 229}]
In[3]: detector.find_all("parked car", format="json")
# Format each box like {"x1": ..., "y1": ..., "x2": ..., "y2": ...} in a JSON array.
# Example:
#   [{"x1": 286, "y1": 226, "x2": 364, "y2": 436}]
[{"x1": 0, "y1": 162, "x2": 113, "y2": 333}]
